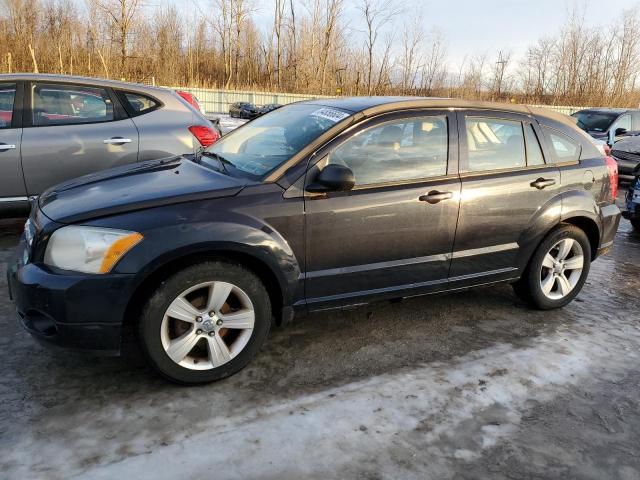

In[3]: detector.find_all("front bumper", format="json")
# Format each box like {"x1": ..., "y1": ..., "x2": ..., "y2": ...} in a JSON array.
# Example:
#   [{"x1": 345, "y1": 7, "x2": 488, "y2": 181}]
[
  {"x1": 7, "y1": 247, "x2": 135, "y2": 354},
  {"x1": 617, "y1": 160, "x2": 638, "y2": 182}
]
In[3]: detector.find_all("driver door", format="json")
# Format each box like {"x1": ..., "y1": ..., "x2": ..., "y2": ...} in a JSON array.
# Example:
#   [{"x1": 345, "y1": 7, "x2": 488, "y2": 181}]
[{"x1": 303, "y1": 110, "x2": 461, "y2": 309}]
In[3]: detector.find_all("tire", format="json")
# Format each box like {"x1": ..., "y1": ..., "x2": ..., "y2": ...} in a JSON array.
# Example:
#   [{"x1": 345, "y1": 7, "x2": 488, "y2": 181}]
[
  {"x1": 631, "y1": 218, "x2": 640, "y2": 232},
  {"x1": 513, "y1": 224, "x2": 591, "y2": 310},
  {"x1": 138, "y1": 261, "x2": 271, "y2": 384}
]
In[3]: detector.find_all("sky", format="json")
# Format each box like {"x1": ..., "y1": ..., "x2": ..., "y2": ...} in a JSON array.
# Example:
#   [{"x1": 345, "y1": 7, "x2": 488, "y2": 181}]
[{"x1": 154, "y1": 0, "x2": 636, "y2": 69}]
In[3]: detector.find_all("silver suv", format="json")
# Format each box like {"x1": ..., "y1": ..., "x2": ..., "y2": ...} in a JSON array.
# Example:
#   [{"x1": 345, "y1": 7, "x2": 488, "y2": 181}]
[{"x1": 0, "y1": 74, "x2": 220, "y2": 217}]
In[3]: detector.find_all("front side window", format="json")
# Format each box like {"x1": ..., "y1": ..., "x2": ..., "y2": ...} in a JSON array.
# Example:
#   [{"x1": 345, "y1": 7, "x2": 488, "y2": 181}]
[
  {"x1": 326, "y1": 116, "x2": 448, "y2": 185},
  {"x1": 544, "y1": 128, "x2": 581, "y2": 162},
  {"x1": 0, "y1": 83, "x2": 16, "y2": 128},
  {"x1": 32, "y1": 83, "x2": 114, "y2": 126},
  {"x1": 465, "y1": 117, "x2": 525, "y2": 171},
  {"x1": 206, "y1": 103, "x2": 351, "y2": 178}
]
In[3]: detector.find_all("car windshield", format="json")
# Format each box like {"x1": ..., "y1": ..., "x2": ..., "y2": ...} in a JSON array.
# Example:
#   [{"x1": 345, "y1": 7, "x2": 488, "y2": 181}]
[
  {"x1": 205, "y1": 104, "x2": 352, "y2": 178},
  {"x1": 572, "y1": 111, "x2": 618, "y2": 132}
]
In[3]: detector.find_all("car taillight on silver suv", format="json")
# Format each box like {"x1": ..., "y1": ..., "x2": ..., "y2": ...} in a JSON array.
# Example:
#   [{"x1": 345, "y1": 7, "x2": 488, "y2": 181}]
[{"x1": 188, "y1": 125, "x2": 220, "y2": 147}]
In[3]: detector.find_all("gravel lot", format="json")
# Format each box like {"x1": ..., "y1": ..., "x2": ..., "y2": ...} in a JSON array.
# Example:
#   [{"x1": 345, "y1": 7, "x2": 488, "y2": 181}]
[{"x1": 1, "y1": 215, "x2": 639, "y2": 479}]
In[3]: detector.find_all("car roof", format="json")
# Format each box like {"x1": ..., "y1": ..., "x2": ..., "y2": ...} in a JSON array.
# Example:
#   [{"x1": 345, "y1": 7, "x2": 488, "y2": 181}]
[
  {"x1": 300, "y1": 96, "x2": 579, "y2": 128},
  {"x1": 0, "y1": 73, "x2": 170, "y2": 94},
  {"x1": 302, "y1": 96, "x2": 542, "y2": 115},
  {"x1": 573, "y1": 108, "x2": 635, "y2": 115}
]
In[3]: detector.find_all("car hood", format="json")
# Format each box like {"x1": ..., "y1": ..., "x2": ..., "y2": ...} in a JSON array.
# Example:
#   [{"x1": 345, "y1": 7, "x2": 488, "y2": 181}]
[
  {"x1": 39, "y1": 156, "x2": 248, "y2": 223},
  {"x1": 586, "y1": 130, "x2": 608, "y2": 140},
  {"x1": 611, "y1": 135, "x2": 640, "y2": 154}
]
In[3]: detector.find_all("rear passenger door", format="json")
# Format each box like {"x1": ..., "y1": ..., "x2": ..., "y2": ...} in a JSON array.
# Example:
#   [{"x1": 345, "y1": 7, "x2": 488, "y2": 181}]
[
  {"x1": 449, "y1": 110, "x2": 561, "y2": 287},
  {"x1": 0, "y1": 82, "x2": 27, "y2": 209},
  {"x1": 20, "y1": 81, "x2": 139, "y2": 195}
]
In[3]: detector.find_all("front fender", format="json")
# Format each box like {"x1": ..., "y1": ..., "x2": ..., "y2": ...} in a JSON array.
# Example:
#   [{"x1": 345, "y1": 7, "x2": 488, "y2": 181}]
[{"x1": 111, "y1": 218, "x2": 303, "y2": 307}]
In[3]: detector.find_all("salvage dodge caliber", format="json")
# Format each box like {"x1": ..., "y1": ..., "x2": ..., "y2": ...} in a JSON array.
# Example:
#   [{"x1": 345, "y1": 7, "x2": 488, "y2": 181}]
[{"x1": 8, "y1": 98, "x2": 621, "y2": 384}]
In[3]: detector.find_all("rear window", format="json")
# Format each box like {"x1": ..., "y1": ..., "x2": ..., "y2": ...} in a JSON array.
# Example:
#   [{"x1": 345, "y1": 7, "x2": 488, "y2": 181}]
[{"x1": 120, "y1": 92, "x2": 159, "y2": 115}]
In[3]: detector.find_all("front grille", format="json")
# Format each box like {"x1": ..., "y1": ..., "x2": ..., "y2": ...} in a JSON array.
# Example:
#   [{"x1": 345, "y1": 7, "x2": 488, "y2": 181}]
[{"x1": 612, "y1": 149, "x2": 640, "y2": 162}]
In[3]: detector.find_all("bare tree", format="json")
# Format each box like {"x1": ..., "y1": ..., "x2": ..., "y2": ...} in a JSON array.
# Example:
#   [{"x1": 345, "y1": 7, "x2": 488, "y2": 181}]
[
  {"x1": 399, "y1": 17, "x2": 424, "y2": 92},
  {"x1": 356, "y1": 0, "x2": 401, "y2": 95},
  {"x1": 273, "y1": 0, "x2": 286, "y2": 89},
  {"x1": 420, "y1": 28, "x2": 447, "y2": 95},
  {"x1": 490, "y1": 50, "x2": 511, "y2": 99},
  {"x1": 88, "y1": 0, "x2": 142, "y2": 76}
]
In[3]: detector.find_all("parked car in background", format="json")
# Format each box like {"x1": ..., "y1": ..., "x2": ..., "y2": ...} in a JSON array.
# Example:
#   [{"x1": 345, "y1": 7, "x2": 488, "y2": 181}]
[
  {"x1": 0, "y1": 74, "x2": 220, "y2": 217},
  {"x1": 259, "y1": 103, "x2": 281, "y2": 115},
  {"x1": 229, "y1": 102, "x2": 259, "y2": 119},
  {"x1": 624, "y1": 164, "x2": 640, "y2": 231},
  {"x1": 8, "y1": 98, "x2": 620, "y2": 384},
  {"x1": 610, "y1": 135, "x2": 640, "y2": 183},
  {"x1": 572, "y1": 108, "x2": 640, "y2": 145}
]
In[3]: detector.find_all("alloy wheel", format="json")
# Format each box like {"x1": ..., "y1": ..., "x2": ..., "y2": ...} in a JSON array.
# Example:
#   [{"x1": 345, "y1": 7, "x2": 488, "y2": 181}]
[
  {"x1": 539, "y1": 238, "x2": 584, "y2": 300},
  {"x1": 160, "y1": 281, "x2": 255, "y2": 370}
]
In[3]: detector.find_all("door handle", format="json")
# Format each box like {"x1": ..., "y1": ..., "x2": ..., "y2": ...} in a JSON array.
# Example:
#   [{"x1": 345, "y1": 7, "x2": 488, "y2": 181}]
[
  {"x1": 530, "y1": 177, "x2": 556, "y2": 189},
  {"x1": 0, "y1": 143, "x2": 16, "y2": 151},
  {"x1": 419, "y1": 190, "x2": 453, "y2": 204},
  {"x1": 103, "y1": 137, "x2": 132, "y2": 145}
]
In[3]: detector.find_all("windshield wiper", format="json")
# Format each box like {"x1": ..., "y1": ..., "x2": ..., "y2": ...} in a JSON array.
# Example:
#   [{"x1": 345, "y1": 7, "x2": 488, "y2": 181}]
[{"x1": 200, "y1": 151, "x2": 236, "y2": 174}]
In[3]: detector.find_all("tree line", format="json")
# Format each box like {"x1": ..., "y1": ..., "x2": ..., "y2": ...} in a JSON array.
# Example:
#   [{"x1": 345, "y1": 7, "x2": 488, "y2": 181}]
[{"x1": 1, "y1": 0, "x2": 639, "y2": 107}]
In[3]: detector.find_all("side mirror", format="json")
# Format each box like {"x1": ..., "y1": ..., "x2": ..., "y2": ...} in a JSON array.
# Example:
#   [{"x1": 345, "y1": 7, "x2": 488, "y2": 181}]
[
  {"x1": 615, "y1": 127, "x2": 628, "y2": 136},
  {"x1": 306, "y1": 164, "x2": 355, "y2": 193}
]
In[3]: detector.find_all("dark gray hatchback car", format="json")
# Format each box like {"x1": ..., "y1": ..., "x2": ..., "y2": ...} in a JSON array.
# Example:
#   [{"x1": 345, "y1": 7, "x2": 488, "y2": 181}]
[{"x1": 9, "y1": 97, "x2": 621, "y2": 384}]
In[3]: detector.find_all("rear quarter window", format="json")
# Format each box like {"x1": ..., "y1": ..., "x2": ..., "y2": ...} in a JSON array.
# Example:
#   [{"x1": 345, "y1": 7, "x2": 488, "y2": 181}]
[
  {"x1": 543, "y1": 127, "x2": 581, "y2": 163},
  {"x1": 118, "y1": 91, "x2": 160, "y2": 116}
]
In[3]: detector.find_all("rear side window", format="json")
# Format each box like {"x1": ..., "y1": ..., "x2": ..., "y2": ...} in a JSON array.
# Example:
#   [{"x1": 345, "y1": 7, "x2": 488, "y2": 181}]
[
  {"x1": 464, "y1": 117, "x2": 525, "y2": 171},
  {"x1": 0, "y1": 83, "x2": 16, "y2": 128},
  {"x1": 120, "y1": 92, "x2": 159, "y2": 115},
  {"x1": 327, "y1": 115, "x2": 448, "y2": 185},
  {"x1": 31, "y1": 83, "x2": 114, "y2": 126},
  {"x1": 544, "y1": 128, "x2": 581, "y2": 163}
]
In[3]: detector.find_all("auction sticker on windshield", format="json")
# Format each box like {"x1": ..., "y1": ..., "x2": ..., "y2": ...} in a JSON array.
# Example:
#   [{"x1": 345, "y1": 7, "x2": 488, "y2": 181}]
[{"x1": 310, "y1": 108, "x2": 350, "y2": 123}]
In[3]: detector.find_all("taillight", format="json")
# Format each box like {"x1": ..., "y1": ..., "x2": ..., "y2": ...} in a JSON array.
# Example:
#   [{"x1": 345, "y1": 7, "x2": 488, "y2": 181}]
[
  {"x1": 189, "y1": 125, "x2": 220, "y2": 147},
  {"x1": 177, "y1": 91, "x2": 202, "y2": 113},
  {"x1": 605, "y1": 155, "x2": 618, "y2": 199}
]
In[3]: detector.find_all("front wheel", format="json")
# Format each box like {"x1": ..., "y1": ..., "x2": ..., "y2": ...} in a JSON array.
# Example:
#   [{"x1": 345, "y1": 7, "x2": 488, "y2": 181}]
[
  {"x1": 513, "y1": 224, "x2": 591, "y2": 310},
  {"x1": 138, "y1": 261, "x2": 271, "y2": 384}
]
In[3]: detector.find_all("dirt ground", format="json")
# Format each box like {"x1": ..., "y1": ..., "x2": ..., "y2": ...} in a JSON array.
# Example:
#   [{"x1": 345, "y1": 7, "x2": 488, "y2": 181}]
[{"x1": 0, "y1": 216, "x2": 639, "y2": 480}]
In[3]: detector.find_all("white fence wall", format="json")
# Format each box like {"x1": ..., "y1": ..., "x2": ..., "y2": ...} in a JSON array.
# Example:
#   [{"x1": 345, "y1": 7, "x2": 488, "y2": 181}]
[
  {"x1": 172, "y1": 86, "x2": 586, "y2": 116},
  {"x1": 172, "y1": 87, "x2": 334, "y2": 114}
]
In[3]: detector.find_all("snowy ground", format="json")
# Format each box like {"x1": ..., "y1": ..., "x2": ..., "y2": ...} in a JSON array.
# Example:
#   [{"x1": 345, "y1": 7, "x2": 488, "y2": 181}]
[
  {"x1": 1, "y1": 217, "x2": 640, "y2": 479},
  {"x1": 208, "y1": 113, "x2": 247, "y2": 135}
]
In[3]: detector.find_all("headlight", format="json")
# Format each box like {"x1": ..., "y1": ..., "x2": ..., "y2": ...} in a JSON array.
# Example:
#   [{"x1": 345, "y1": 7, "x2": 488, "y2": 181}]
[
  {"x1": 44, "y1": 226, "x2": 143, "y2": 274},
  {"x1": 24, "y1": 219, "x2": 35, "y2": 247}
]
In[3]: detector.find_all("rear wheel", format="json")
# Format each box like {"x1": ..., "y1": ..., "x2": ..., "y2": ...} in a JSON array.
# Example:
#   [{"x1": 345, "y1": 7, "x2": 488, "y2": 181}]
[
  {"x1": 513, "y1": 224, "x2": 591, "y2": 310},
  {"x1": 138, "y1": 261, "x2": 271, "y2": 384}
]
